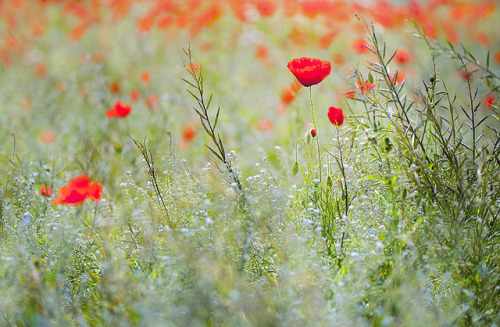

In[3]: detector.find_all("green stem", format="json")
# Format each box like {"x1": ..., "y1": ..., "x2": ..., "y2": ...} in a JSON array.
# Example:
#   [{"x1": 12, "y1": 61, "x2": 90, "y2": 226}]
[{"x1": 309, "y1": 87, "x2": 322, "y2": 183}]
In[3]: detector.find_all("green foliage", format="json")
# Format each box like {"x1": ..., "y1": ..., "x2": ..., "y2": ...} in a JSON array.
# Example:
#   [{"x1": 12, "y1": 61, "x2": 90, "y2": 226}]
[{"x1": 1, "y1": 11, "x2": 500, "y2": 327}]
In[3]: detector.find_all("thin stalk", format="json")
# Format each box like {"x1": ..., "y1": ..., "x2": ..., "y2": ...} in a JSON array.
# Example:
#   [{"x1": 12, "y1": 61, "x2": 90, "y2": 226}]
[{"x1": 309, "y1": 87, "x2": 322, "y2": 183}]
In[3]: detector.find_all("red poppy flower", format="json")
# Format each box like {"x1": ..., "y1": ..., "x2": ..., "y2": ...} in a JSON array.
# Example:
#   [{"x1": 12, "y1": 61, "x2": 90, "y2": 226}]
[
  {"x1": 352, "y1": 39, "x2": 370, "y2": 54},
  {"x1": 328, "y1": 106, "x2": 344, "y2": 126},
  {"x1": 109, "y1": 81, "x2": 120, "y2": 93},
  {"x1": 257, "y1": 0, "x2": 277, "y2": 17},
  {"x1": 280, "y1": 80, "x2": 302, "y2": 106},
  {"x1": 141, "y1": 71, "x2": 151, "y2": 84},
  {"x1": 41, "y1": 185, "x2": 52, "y2": 197},
  {"x1": 106, "y1": 101, "x2": 131, "y2": 118},
  {"x1": 394, "y1": 49, "x2": 411, "y2": 64},
  {"x1": 287, "y1": 57, "x2": 331, "y2": 87},
  {"x1": 495, "y1": 50, "x2": 500, "y2": 64},
  {"x1": 182, "y1": 124, "x2": 196, "y2": 142},
  {"x1": 343, "y1": 90, "x2": 356, "y2": 98},
  {"x1": 53, "y1": 175, "x2": 102, "y2": 206},
  {"x1": 256, "y1": 118, "x2": 274, "y2": 131},
  {"x1": 130, "y1": 89, "x2": 140, "y2": 101},
  {"x1": 146, "y1": 94, "x2": 159, "y2": 108},
  {"x1": 356, "y1": 80, "x2": 374, "y2": 93},
  {"x1": 485, "y1": 94, "x2": 496, "y2": 110},
  {"x1": 390, "y1": 71, "x2": 407, "y2": 85},
  {"x1": 311, "y1": 128, "x2": 317, "y2": 137},
  {"x1": 460, "y1": 69, "x2": 473, "y2": 81}
]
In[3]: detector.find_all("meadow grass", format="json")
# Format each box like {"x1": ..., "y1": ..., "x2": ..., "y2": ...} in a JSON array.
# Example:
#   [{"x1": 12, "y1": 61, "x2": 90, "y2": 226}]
[{"x1": 0, "y1": 1, "x2": 499, "y2": 326}]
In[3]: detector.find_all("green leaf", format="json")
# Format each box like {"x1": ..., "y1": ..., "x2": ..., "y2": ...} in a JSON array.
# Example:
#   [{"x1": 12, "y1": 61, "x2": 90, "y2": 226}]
[{"x1": 368, "y1": 72, "x2": 374, "y2": 84}]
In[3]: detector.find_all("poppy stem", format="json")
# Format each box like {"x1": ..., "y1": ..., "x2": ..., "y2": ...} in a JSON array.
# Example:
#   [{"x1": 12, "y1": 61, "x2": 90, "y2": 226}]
[{"x1": 309, "y1": 87, "x2": 322, "y2": 183}]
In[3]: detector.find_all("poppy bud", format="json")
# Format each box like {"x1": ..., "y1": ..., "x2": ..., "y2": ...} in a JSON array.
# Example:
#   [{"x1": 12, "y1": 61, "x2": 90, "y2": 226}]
[
  {"x1": 327, "y1": 176, "x2": 333, "y2": 190},
  {"x1": 311, "y1": 128, "x2": 317, "y2": 137},
  {"x1": 291, "y1": 161, "x2": 299, "y2": 176},
  {"x1": 328, "y1": 106, "x2": 344, "y2": 126},
  {"x1": 41, "y1": 185, "x2": 52, "y2": 197}
]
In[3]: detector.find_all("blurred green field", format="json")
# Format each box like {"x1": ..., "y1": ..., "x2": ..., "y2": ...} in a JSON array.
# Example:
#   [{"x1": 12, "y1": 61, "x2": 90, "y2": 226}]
[{"x1": 1, "y1": 1, "x2": 499, "y2": 326}]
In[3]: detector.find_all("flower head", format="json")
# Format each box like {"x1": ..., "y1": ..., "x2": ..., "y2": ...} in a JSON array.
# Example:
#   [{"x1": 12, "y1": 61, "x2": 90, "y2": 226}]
[
  {"x1": 485, "y1": 94, "x2": 496, "y2": 110},
  {"x1": 287, "y1": 57, "x2": 331, "y2": 87},
  {"x1": 53, "y1": 175, "x2": 102, "y2": 206},
  {"x1": 41, "y1": 185, "x2": 52, "y2": 197},
  {"x1": 328, "y1": 106, "x2": 344, "y2": 126},
  {"x1": 106, "y1": 100, "x2": 131, "y2": 118},
  {"x1": 395, "y1": 49, "x2": 412, "y2": 64},
  {"x1": 310, "y1": 128, "x2": 317, "y2": 137},
  {"x1": 356, "y1": 80, "x2": 374, "y2": 93}
]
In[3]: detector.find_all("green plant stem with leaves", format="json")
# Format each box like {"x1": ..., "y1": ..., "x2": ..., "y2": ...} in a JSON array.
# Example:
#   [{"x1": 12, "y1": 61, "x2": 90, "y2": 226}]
[{"x1": 309, "y1": 87, "x2": 323, "y2": 183}]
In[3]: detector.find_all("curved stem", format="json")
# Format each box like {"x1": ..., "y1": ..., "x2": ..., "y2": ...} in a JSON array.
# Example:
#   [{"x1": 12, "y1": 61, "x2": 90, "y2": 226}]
[{"x1": 309, "y1": 87, "x2": 322, "y2": 183}]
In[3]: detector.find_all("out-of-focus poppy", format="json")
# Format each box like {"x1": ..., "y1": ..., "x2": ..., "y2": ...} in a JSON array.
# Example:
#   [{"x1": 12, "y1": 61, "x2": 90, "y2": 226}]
[
  {"x1": 494, "y1": 50, "x2": 500, "y2": 64},
  {"x1": 39, "y1": 130, "x2": 56, "y2": 143},
  {"x1": 141, "y1": 71, "x2": 151, "y2": 84},
  {"x1": 356, "y1": 80, "x2": 374, "y2": 93},
  {"x1": 343, "y1": 90, "x2": 356, "y2": 98},
  {"x1": 485, "y1": 94, "x2": 496, "y2": 110},
  {"x1": 57, "y1": 81, "x2": 67, "y2": 92},
  {"x1": 460, "y1": 68, "x2": 473, "y2": 81},
  {"x1": 394, "y1": 49, "x2": 411, "y2": 64},
  {"x1": 106, "y1": 100, "x2": 131, "y2": 118},
  {"x1": 390, "y1": 71, "x2": 407, "y2": 85},
  {"x1": 53, "y1": 175, "x2": 102, "y2": 206},
  {"x1": 352, "y1": 39, "x2": 370, "y2": 54},
  {"x1": 182, "y1": 124, "x2": 196, "y2": 142},
  {"x1": 328, "y1": 106, "x2": 344, "y2": 126},
  {"x1": 146, "y1": 94, "x2": 159, "y2": 108},
  {"x1": 110, "y1": 81, "x2": 120, "y2": 93},
  {"x1": 256, "y1": 0, "x2": 277, "y2": 17},
  {"x1": 287, "y1": 57, "x2": 331, "y2": 87},
  {"x1": 36, "y1": 62, "x2": 47, "y2": 76},
  {"x1": 255, "y1": 44, "x2": 269, "y2": 63},
  {"x1": 280, "y1": 80, "x2": 302, "y2": 106},
  {"x1": 180, "y1": 123, "x2": 196, "y2": 149},
  {"x1": 41, "y1": 185, "x2": 52, "y2": 197},
  {"x1": 130, "y1": 89, "x2": 140, "y2": 101},
  {"x1": 256, "y1": 118, "x2": 274, "y2": 131}
]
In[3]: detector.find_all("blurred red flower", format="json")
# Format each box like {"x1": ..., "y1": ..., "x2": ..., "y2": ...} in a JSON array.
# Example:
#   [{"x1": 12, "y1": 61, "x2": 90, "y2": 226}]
[
  {"x1": 146, "y1": 94, "x2": 159, "y2": 108},
  {"x1": 495, "y1": 50, "x2": 500, "y2": 64},
  {"x1": 182, "y1": 124, "x2": 196, "y2": 142},
  {"x1": 257, "y1": 0, "x2": 277, "y2": 17},
  {"x1": 109, "y1": 81, "x2": 120, "y2": 93},
  {"x1": 395, "y1": 49, "x2": 412, "y2": 64},
  {"x1": 343, "y1": 90, "x2": 356, "y2": 98},
  {"x1": 328, "y1": 106, "x2": 344, "y2": 126},
  {"x1": 130, "y1": 89, "x2": 140, "y2": 101},
  {"x1": 352, "y1": 39, "x2": 370, "y2": 54},
  {"x1": 256, "y1": 118, "x2": 274, "y2": 131},
  {"x1": 41, "y1": 185, "x2": 52, "y2": 197},
  {"x1": 390, "y1": 71, "x2": 407, "y2": 85},
  {"x1": 141, "y1": 71, "x2": 151, "y2": 84},
  {"x1": 287, "y1": 57, "x2": 331, "y2": 87},
  {"x1": 53, "y1": 175, "x2": 102, "y2": 206},
  {"x1": 311, "y1": 128, "x2": 317, "y2": 137},
  {"x1": 485, "y1": 94, "x2": 496, "y2": 110},
  {"x1": 280, "y1": 80, "x2": 302, "y2": 105},
  {"x1": 356, "y1": 80, "x2": 374, "y2": 93},
  {"x1": 180, "y1": 123, "x2": 197, "y2": 149},
  {"x1": 39, "y1": 130, "x2": 56, "y2": 143},
  {"x1": 106, "y1": 100, "x2": 131, "y2": 118}
]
